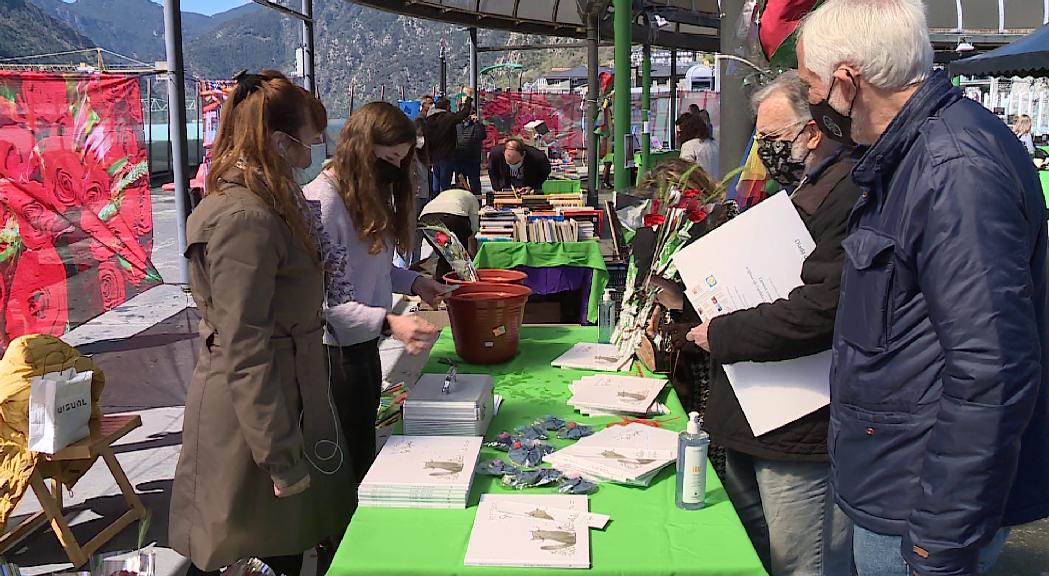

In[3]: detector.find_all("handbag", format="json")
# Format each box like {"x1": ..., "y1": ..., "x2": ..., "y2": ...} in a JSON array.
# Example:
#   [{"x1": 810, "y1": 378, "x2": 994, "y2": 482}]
[{"x1": 28, "y1": 367, "x2": 94, "y2": 454}]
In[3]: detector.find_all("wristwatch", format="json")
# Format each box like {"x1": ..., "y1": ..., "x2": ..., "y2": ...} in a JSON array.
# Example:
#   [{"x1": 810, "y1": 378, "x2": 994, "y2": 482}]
[{"x1": 381, "y1": 316, "x2": 393, "y2": 338}]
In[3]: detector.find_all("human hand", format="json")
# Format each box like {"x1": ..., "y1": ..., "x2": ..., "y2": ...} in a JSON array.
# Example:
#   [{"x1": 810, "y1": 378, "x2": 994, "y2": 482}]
[
  {"x1": 274, "y1": 473, "x2": 310, "y2": 498},
  {"x1": 685, "y1": 323, "x2": 710, "y2": 352},
  {"x1": 650, "y1": 274, "x2": 684, "y2": 310},
  {"x1": 387, "y1": 314, "x2": 439, "y2": 355},
  {"x1": 463, "y1": 86, "x2": 475, "y2": 98},
  {"x1": 412, "y1": 276, "x2": 451, "y2": 309}
]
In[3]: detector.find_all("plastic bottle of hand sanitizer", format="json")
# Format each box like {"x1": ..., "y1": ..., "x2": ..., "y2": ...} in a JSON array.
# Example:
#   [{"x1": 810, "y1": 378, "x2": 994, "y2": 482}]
[
  {"x1": 598, "y1": 289, "x2": 617, "y2": 344},
  {"x1": 676, "y1": 411, "x2": 710, "y2": 510}
]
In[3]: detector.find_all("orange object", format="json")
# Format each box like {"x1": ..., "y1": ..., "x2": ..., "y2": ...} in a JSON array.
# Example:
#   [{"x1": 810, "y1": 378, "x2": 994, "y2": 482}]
[{"x1": 446, "y1": 282, "x2": 532, "y2": 364}]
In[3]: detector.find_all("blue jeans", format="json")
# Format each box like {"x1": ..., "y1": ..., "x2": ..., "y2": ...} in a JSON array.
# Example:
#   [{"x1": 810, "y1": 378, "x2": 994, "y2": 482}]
[
  {"x1": 853, "y1": 525, "x2": 1010, "y2": 576},
  {"x1": 722, "y1": 449, "x2": 854, "y2": 576},
  {"x1": 432, "y1": 159, "x2": 455, "y2": 194},
  {"x1": 454, "y1": 157, "x2": 482, "y2": 196}
]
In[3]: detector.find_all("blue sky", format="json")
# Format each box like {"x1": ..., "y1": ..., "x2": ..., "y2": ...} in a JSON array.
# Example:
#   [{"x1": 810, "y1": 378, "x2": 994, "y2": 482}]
[
  {"x1": 63, "y1": 0, "x2": 251, "y2": 16},
  {"x1": 152, "y1": 0, "x2": 250, "y2": 15}
]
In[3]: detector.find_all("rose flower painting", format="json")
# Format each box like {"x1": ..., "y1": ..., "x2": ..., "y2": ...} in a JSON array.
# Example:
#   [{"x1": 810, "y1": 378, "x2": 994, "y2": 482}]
[{"x1": 0, "y1": 71, "x2": 160, "y2": 351}]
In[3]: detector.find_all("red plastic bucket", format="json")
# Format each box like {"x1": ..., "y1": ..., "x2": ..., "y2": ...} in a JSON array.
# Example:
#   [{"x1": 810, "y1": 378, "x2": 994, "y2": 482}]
[
  {"x1": 443, "y1": 268, "x2": 528, "y2": 285},
  {"x1": 445, "y1": 282, "x2": 533, "y2": 364}
]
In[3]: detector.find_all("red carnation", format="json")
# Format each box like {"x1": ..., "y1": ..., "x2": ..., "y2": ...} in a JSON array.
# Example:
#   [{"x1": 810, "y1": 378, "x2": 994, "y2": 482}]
[
  {"x1": 5, "y1": 243, "x2": 69, "y2": 339},
  {"x1": 687, "y1": 206, "x2": 709, "y2": 223},
  {"x1": 98, "y1": 260, "x2": 126, "y2": 311},
  {"x1": 643, "y1": 213, "x2": 666, "y2": 228},
  {"x1": 434, "y1": 230, "x2": 450, "y2": 246}
]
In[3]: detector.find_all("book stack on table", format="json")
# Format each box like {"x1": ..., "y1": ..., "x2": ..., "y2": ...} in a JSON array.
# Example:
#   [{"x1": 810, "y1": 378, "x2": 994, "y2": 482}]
[
  {"x1": 358, "y1": 435, "x2": 483, "y2": 509},
  {"x1": 567, "y1": 374, "x2": 667, "y2": 417},
  {"x1": 544, "y1": 422, "x2": 679, "y2": 487}
]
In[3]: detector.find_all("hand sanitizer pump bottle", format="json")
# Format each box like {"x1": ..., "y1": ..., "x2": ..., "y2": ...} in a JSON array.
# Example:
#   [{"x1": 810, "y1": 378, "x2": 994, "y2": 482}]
[
  {"x1": 598, "y1": 289, "x2": 617, "y2": 344},
  {"x1": 676, "y1": 411, "x2": 710, "y2": 510}
]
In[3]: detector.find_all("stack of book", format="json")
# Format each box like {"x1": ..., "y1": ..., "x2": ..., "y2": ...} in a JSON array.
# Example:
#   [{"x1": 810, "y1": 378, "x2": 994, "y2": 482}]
[
  {"x1": 516, "y1": 216, "x2": 581, "y2": 243},
  {"x1": 551, "y1": 343, "x2": 632, "y2": 372},
  {"x1": 477, "y1": 207, "x2": 522, "y2": 242},
  {"x1": 465, "y1": 494, "x2": 607, "y2": 569},
  {"x1": 543, "y1": 422, "x2": 679, "y2": 486},
  {"x1": 358, "y1": 435, "x2": 483, "y2": 509},
  {"x1": 567, "y1": 374, "x2": 667, "y2": 417}
]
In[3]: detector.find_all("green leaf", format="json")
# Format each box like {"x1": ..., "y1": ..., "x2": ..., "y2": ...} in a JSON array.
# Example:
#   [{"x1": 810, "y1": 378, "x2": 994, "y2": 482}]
[
  {"x1": 107, "y1": 156, "x2": 129, "y2": 177},
  {"x1": 145, "y1": 267, "x2": 163, "y2": 284},
  {"x1": 98, "y1": 201, "x2": 119, "y2": 221},
  {"x1": 0, "y1": 85, "x2": 15, "y2": 103},
  {"x1": 112, "y1": 160, "x2": 149, "y2": 196},
  {"x1": 0, "y1": 243, "x2": 20, "y2": 263}
]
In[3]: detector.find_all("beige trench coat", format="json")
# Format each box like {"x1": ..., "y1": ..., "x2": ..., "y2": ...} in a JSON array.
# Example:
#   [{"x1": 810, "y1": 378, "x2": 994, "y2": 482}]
[{"x1": 169, "y1": 174, "x2": 355, "y2": 570}]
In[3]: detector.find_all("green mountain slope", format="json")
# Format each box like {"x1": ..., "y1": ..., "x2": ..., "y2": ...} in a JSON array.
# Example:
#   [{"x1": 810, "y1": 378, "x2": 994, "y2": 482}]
[{"x1": 0, "y1": 0, "x2": 93, "y2": 59}]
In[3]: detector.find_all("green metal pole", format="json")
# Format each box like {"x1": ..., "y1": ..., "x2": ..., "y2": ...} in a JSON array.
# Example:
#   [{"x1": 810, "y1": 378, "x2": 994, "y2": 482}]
[
  {"x1": 613, "y1": 0, "x2": 632, "y2": 192},
  {"x1": 641, "y1": 41, "x2": 651, "y2": 180}
]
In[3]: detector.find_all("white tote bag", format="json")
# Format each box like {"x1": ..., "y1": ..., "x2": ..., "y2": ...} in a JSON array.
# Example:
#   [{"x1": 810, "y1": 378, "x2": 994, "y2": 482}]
[{"x1": 28, "y1": 367, "x2": 94, "y2": 454}]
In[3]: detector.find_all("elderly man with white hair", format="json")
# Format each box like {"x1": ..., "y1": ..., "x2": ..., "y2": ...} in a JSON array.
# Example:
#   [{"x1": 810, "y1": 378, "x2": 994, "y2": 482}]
[
  {"x1": 797, "y1": 1, "x2": 1049, "y2": 575},
  {"x1": 684, "y1": 69, "x2": 859, "y2": 576}
]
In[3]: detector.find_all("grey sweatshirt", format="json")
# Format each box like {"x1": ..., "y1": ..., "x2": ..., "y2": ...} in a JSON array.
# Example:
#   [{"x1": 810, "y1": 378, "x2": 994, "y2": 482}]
[{"x1": 303, "y1": 171, "x2": 420, "y2": 347}]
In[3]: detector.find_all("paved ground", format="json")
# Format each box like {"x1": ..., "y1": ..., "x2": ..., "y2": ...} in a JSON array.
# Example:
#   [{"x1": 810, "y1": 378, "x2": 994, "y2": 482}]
[{"x1": 5, "y1": 186, "x2": 1048, "y2": 575}]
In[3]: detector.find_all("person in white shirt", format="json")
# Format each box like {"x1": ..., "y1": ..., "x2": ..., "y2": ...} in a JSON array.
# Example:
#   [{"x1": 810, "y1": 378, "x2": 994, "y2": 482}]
[
  {"x1": 303, "y1": 102, "x2": 449, "y2": 492},
  {"x1": 677, "y1": 112, "x2": 719, "y2": 179}
]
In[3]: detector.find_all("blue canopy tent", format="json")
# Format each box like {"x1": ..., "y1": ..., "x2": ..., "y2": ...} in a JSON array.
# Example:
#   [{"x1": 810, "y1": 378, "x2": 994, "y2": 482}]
[{"x1": 951, "y1": 23, "x2": 1049, "y2": 77}]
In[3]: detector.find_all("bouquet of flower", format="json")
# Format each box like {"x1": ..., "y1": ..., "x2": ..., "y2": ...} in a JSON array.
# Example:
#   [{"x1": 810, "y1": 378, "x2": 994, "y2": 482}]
[
  {"x1": 612, "y1": 169, "x2": 722, "y2": 361},
  {"x1": 421, "y1": 224, "x2": 478, "y2": 282}
]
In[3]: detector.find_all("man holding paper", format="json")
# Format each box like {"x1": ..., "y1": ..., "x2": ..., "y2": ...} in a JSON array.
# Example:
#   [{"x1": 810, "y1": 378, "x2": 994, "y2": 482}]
[
  {"x1": 797, "y1": 1, "x2": 1049, "y2": 575},
  {"x1": 683, "y1": 70, "x2": 859, "y2": 576}
]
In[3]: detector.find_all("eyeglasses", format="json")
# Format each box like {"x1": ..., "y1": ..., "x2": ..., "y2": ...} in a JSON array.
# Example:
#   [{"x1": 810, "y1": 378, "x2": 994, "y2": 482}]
[
  {"x1": 282, "y1": 132, "x2": 320, "y2": 151},
  {"x1": 755, "y1": 120, "x2": 810, "y2": 142}
]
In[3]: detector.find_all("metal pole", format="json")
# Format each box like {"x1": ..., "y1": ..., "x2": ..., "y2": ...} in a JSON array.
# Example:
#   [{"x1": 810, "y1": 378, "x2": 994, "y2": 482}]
[
  {"x1": 586, "y1": 9, "x2": 600, "y2": 206},
  {"x1": 164, "y1": 0, "x2": 190, "y2": 285},
  {"x1": 669, "y1": 48, "x2": 677, "y2": 149},
  {"x1": 439, "y1": 42, "x2": 448, "y2": 97},
  {"x1": 196, "y1": 84, "x2": 201, "y2": 166},
  {"x1": 718, "y1": 0, "x2": 754, "y2": 183},
  {"x1": 146, "y1": 78, "x2": 153, "y2": 173},
  {"x1": 613, "y1": 0, "x2": 632, "y2": 192},
  {"x1": 301, "y1": 0, "x2": 316, "y2": 95},
  {"x1": 641, "y1": 41, "x2": 651, "y2": 178},
  {"x1": 469, "y1": 27, "x2": 479, "y2": 114}
]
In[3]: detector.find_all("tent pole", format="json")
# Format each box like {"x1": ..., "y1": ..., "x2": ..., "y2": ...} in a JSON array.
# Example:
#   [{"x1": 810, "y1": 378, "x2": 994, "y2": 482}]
[
  {"x1": 613, "y1": 0, "x2": 632, "y2": 193},
  {"x1": 641, "y1": 40, "x2": 651, "y2": 178},
  {"x1": 163, "y1": 0, "x2": 190, "y2": 285},
  {"x1": 669, "y1": 48, "x2": 677, "y2": 149},
  {"x1": 719, "y1": 0, "x2": 754, "y2": 185},
  {"x1": 302, "y1": 0, "x2": 316, "y2": 95},
  {"x1": 586, "y1": 8, "x2": 600, "y2": 206},
  {"x1": 469, "y1": 27, "x2": 479, "y2": 113}
]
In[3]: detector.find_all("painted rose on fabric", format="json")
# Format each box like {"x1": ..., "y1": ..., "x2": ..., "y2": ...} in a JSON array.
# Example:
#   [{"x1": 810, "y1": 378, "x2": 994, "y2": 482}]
[{"x1": 0, "y1": 71, "x2": 159, "y2": 350}]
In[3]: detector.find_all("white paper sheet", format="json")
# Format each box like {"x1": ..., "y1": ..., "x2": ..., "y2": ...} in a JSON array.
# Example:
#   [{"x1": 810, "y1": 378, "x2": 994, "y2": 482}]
[
  {"x1": 673, "y1": 192, "x2": 814, "y2": 323},
  {"x1": 672, "y1": 192, "x2": 829, "y2": 436},
  {"x1": 723, "y1": 351, "x2": 832, "y2": 436}
]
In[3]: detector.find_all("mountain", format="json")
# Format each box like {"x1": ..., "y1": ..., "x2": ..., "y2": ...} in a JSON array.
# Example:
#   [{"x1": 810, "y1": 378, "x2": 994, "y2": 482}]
[
  {"x1": 22, "y1": 0, "x2": 594, "y2": 116},
  {"x1": 0, "y1": 0, "x2": 93, "y2": 59},
  {"x1": 31, "y1": 0, "x2": 214, "y2": 62}
]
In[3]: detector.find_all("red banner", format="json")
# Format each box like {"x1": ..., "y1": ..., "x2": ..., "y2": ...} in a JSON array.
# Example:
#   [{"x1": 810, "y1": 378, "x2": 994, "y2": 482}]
[
  {"x1": 480, "y1": 92, "x2": 584, "y2": 157},
  {"x1": 0, "y1": 71, "x2": 160, "y2": 350}
]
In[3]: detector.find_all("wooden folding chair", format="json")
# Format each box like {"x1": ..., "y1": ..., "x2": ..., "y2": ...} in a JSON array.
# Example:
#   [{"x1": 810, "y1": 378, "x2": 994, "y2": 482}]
[{"x1": 0, "y1": 415, "x2": 147, "y2": 567}]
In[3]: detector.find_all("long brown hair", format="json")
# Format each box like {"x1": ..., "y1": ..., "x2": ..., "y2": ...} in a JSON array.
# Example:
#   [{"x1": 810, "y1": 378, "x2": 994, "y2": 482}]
[
  {"x1": 206, "y1": 69, "x2": 327, "y2": 260},
  {"x1": 330, "y1": 101, "x2": 417, "y2": 254}
]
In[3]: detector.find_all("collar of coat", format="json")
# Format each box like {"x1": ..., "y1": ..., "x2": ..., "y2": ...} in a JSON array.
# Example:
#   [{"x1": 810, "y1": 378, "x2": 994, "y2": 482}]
[
  {"x1": 852, "y1": 71, "x2": 961, "y2": 191},
  {"x1": 792, "y1": 153, "x2": 856, "y2": 215}
]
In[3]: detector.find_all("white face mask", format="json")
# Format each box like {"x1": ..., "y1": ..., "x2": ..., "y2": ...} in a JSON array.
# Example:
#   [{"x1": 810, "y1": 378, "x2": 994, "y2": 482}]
[{"x1": 416, "y1": 136, "x2": 426, "y2": 149}]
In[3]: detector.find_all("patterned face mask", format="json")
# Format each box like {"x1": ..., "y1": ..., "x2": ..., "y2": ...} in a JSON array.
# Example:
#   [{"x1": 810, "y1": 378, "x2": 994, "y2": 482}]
[{"x1": 756, "y1": 126, "x2": 812, "y2": 188}]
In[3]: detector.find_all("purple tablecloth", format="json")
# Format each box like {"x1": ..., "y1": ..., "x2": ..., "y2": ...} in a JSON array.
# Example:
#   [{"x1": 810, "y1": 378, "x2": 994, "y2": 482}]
[{"x1": 516, "y1": 265, "x2": 594, "y2": 324}]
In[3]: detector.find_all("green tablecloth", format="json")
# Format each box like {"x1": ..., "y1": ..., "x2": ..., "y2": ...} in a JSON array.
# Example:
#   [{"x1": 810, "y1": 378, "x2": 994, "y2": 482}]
[
  {"x1": 474, "y1": 242, "x2": 608, "y2": 324},
  {"x1": 329, "y1": 326, "x2": 766, "y2": 576},
  {"x1": 1040, "y1": 147, "x2": 1049, "y2": 209}
]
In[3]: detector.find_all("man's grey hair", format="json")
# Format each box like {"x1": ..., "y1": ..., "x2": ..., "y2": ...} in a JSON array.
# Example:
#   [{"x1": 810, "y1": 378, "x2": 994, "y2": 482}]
[
  {"x1": 751, "y1": 70, "x2": 811, "y2": 122},
  {"x1": 800, "y1": 0, "x2": 932, "y2": 90}
]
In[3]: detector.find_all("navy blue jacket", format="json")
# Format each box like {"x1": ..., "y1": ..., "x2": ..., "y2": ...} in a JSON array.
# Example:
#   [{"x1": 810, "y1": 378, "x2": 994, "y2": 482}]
[{"x1": 830, "y1": 71, "x2": 1049, "y2": 576}]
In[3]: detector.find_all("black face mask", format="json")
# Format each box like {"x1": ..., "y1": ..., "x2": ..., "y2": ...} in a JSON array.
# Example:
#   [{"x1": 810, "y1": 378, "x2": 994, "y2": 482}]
[
  {"x1": 375, "y1": 157, "x2": 403, "y2": 184},
  {"x1": 809, "y1": 73, "x2": 857, "y2": 147},
  {"x1": 757, "y1": 127, "x2": 811, "y2": 188}
]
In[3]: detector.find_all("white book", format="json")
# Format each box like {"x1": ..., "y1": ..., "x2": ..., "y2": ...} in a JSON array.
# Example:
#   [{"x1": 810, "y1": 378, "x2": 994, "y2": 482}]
[
  {"x1": 551, "y1": 343, "x2": 632, "y2": 372},
  {"x1": 465, "y1": 494, "x2": 591, "y2": 569},
  {"x1": 570, "y1": 422, "x2": 680, "y2": 461},
  {"x1": 545, "y1": 443, "x2": 674, "y2": 486},
  {"x1": 568, "y1": 375, "x2": 666, "y2": 414},
  {"x1": 359, "y1": 435, "x2": 482, "y2": 494}
]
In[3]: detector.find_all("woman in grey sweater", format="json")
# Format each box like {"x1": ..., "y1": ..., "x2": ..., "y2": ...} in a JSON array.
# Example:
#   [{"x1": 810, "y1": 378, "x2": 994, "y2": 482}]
[{"x1": 303, "y1": 102, "x2": 447, "y2": 490}]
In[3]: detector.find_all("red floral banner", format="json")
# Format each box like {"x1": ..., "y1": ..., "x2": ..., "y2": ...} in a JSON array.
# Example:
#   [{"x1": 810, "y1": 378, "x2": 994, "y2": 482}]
[
  {"x1": 480, "y1": 92, "x2": 584, "y2": 158},
  {"x1": 0, "y1": 71, "x2": 160, "y2": 351}
]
